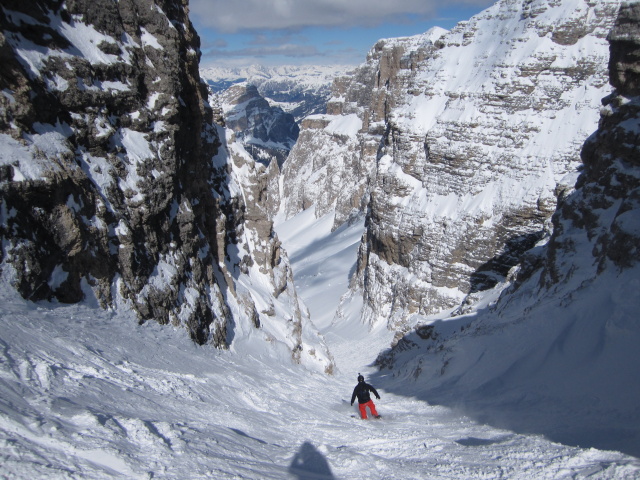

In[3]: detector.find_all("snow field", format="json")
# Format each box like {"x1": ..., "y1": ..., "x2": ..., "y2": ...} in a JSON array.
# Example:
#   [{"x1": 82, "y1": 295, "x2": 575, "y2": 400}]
[
  {"x1": 1, "y1": 211, "x2": 639, "y2": 479},
  {"x1": 201, "y1": 65, "x2": 353, "y2": 90},
  {"x1": 3, "y1": 292, "x2": 637, "y2": 480},
  {"x1": 274, "y1": 207, "x2": 365, "y2": 332}
]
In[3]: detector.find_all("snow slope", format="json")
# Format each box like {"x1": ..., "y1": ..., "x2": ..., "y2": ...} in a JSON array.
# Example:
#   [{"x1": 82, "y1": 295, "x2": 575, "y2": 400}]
[
  {"x1": 1, "y1": 211, "x2": 639, "y2": 479},
  {"x1": 368, "y1": 0, "x2": 640, "y2": 462},
  {"x1": 274, "y1": 208, "x2": 365, "y2": 332},
  {"x1": 373, "y1": 262, "x2": 640, "y2": 454},
  {"x1": 1, "y1": 1, "x2": 639, "y2": 477}
]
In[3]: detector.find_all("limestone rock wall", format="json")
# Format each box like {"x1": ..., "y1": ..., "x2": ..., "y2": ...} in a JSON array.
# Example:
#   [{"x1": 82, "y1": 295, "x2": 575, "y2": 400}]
[
  {"x1": 539, "y1": 0, "x2": 640, "y2": 287},
  {"x1": 351, "y1": 0, "x2": 622, "y2": 331},
  {"x1": 281, "y1": 28, "x2": 447, "y2": 228},
  {"x1": 1, "y1": 0, "x2": 226, "y2": 343}
]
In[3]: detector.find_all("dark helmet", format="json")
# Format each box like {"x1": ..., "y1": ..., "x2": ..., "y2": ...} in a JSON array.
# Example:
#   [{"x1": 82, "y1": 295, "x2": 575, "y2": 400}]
[{"x1": 357, "y1": 374, "x2": 364, "y2": 382}]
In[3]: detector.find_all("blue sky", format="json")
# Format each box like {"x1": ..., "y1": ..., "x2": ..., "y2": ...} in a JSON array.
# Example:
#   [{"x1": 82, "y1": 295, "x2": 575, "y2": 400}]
[{"x1": 190, "y1": 0, "x2": 496, "y2": 68}]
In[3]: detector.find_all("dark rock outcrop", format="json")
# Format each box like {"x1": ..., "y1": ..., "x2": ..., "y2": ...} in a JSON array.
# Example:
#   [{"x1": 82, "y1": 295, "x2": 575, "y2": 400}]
[
  {"x1": 540, "y1": 0, "x2": 640, "y2": 285},
  {"x1": 0, "y1": 0, "x2": 230, "y2": 344}
]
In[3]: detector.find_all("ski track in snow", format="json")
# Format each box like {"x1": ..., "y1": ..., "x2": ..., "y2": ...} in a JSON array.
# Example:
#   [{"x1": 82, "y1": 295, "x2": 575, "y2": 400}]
[{"x1": 0, "y1": 209, "x2": 637, "y2": 479}]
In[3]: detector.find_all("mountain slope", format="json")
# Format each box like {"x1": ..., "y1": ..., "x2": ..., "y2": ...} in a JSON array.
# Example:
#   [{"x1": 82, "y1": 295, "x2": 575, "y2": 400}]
[
  {"x1": 280, "y1": 0, "x2": 623, "y2": 336},
  {"x1": 280, "y1": 28, "x2": 447, "y2": 228},
  {"x1": 1, "y1": 217, "x2": 639, "y2": 479},
  {"x1": 374, "y1": 1, "x2": 640, "y2": 458},
  {"x1": 217, "y1": 83, "x2": 299, "y2": 168},
  {"x1": 0, "y1": 0, "x2": 639, "y2": 475}
]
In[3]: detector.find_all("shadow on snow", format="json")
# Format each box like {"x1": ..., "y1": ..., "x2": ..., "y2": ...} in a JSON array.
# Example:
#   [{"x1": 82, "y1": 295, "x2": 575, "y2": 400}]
[
  {"x1": 370, "y1": 319, "x2": 640, "y2": 459},
  {"x1": 289, "y1": 441, "x2": 335, "y2": 480}
]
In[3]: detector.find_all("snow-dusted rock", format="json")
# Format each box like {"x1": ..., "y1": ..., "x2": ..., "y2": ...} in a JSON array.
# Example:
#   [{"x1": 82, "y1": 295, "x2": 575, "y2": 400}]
[
  {"x1": 1, "y1": 0, "x2": 219, "y2": 337},
  {"x1": 373, "y1": 5, "x2": 640, "y2": 454},
  {"x1": 217, "y1": 83, "x2": 299, "y2": 168},
  {"x1": 281, "y1": 28, "x2": 447, "y2": 228},
  {"x1": 540, "y1": 0, "x2": 640, "y2": 284},
  {"x1": 282, "y1": 0, "x2": 621, "y2": 333},
  {"x1": 344, "y1": 0, "x2": 623, "y2": 330},
  {"x1": 0, "y1": 0, "x2": 333, "y2": 371},
  {"x1": 211, "y1": 124, "x2": 333, "y2": 372}
]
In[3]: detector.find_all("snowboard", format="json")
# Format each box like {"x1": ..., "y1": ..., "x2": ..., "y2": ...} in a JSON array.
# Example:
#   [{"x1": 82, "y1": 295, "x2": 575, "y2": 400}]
[{"x1": 351, "y1": 415, "x2": 381, "y2": 420}]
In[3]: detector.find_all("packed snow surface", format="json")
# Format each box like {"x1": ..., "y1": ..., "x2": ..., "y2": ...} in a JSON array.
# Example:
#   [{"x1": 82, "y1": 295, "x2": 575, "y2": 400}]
[{"x1": 1, "y1": 208, "x2": 639, "y2": 479}]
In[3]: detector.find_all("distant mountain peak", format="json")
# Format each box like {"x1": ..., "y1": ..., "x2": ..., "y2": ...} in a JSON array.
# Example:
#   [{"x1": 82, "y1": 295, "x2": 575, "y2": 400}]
[{"x1": 201, "y1": 64, "x2": 355, "y2": 121}]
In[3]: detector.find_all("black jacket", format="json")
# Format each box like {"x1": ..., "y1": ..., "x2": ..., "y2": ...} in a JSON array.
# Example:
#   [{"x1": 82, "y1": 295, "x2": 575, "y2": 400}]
[{"x1": 351, "y1": 382, "x2": 380, "y2": 404}]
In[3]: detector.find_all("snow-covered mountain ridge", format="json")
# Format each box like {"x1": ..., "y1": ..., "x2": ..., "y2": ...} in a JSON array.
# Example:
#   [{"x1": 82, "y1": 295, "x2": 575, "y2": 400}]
[
  {"x1": 280, "y1": 27, "x2": 449, "y2": 227},
  {"x1": 357, "y1": 0, "x2": 623, "y2": 329},
  {"x1": 202, "y1": 64, "x2": 354, "y2": 180},
  {"x1": 202, "y1": 65, "x2": 351, "y2": 90},
  {"x1": 201, "y1": 64, "x2": 354, "y2": 121},
  {"x1": 216, "y1": 83, "x2": 299, "y2": 167}
]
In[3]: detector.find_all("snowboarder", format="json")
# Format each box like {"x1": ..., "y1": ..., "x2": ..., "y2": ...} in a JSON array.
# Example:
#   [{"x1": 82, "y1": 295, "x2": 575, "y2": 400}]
[{"x1": 351, "y1": 374, "x2": 381, "y2": 419}]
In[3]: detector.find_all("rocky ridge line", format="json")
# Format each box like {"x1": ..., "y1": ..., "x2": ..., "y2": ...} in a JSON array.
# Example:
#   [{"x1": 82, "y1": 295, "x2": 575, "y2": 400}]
[
  {"x1": 216, "y1": 83, "x2": 299, "y2": 168},
  {"x1": 280, "y1": 28, "x2": 447, "y2": 228}
]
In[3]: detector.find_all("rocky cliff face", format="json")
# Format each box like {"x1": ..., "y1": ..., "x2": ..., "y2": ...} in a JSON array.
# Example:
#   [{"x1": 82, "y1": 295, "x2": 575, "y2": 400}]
[
  {"x1": 1, "y1": 0, "x2": 218, "y2": 338},
  {"x1": 338, "y1": 0, "x2": 623, "y2": 333},
  {"x1": 539, "y1": 0, "x2": 640, "y2": 285},
  {"x1": 379, "y1": 0, "x2": 640, "y2": 365},
  {"x1": 217, "y1": 83, "x2": 299, "y2": 168},
  {"x1": 280, "y1": 28, "x2": 447, "y2": 228},
  {"x1": 0, "y1": 0, "x2": 332, "y2": 370}
]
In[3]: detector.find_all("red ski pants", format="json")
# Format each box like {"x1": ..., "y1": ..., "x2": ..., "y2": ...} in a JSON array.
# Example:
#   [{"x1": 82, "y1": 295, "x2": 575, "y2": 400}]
[{"x1": 358, "y1": 400, "x2": 378, "y2": 419}]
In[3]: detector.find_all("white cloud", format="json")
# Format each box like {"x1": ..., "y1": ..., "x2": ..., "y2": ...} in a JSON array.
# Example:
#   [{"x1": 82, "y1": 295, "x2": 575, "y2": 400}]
[
  {"x1": 206, "y1": 43, "x2": 322, "y2": 58},
  {"x1": 190, "y1": 0, "x2": 491, "y2": 33}
]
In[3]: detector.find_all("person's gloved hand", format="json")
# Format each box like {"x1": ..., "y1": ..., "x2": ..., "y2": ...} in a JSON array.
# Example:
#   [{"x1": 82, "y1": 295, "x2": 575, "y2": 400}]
[
  {"x1": 376, "y1": 395, "x2": 380, "y2": 399},
  {"x1": 350, "y1": 402, "x2": 354, "y2": 406}
]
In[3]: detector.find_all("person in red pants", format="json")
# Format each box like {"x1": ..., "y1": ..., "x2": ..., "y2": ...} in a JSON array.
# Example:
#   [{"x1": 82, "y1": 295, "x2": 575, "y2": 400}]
[{"x1": 350, "y1": 374, "x2": 381, "y2": 419}]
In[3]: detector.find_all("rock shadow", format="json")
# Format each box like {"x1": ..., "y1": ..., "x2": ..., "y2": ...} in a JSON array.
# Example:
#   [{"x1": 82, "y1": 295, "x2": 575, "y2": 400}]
[
  {"x1": 469, "y1": 230, "x2": 545, "y2": 293},
  {"x1": 229, "y1": 427, "x2": 268, "y2": 445},
  {"x1": 373, "y1": 372, "x2": 640, "y2": 457},
  {"x1": 288, "y1": 441, "x2": 335, "y2": 480},
  {"x1": 455, "y1": 435, "x2": 512, "y2": 447}
]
